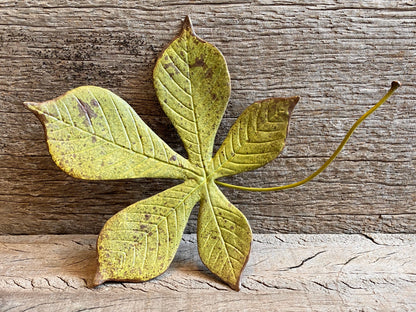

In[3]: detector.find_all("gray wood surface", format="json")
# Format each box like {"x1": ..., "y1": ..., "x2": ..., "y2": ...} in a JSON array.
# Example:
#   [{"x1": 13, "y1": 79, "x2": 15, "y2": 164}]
[
  {"x1": 1, "y1": 1, "x2": 415, "y2": 234},
  {"x1": 1, "y1": 234, "x2": 416, "y2": 311}
]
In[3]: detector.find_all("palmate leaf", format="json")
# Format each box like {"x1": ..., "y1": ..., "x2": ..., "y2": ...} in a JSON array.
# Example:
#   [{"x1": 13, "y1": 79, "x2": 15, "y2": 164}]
[
  {"x1": 26, "y1": 16, "x2": 302, "y2": 291},
  {"x1": 25, "y1": 86, "x2": 201, "y2": 180}
]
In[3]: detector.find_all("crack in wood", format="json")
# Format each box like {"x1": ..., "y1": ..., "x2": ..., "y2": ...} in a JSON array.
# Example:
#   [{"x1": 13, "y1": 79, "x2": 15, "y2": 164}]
[
  {"x1": 281, "y1": 250, "x2": 326, "y2": 271},
  {"x1": 312, "y1": 281, "x2": 337, "y2": 291}
]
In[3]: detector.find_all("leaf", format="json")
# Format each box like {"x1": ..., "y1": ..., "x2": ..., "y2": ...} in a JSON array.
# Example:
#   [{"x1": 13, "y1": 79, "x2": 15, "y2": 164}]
[
  {"x1": 94, "y1": 179, "x2": 202, "y2": 285},
  {"x1": 211, "y1": 97, "x2": 299, "y2": 179},
  {"x1": 197, "y1": 181, "x2": 252, "y2": 290},
  {"x1": 25, "y1": 86, "x2": 201, "y2": 180},
  {"x1": 154, "y1": 17, "x2": 231, "y2": 167},
  {"x1": 26, "y1": 16, "x2": 302, "y2": 291}
]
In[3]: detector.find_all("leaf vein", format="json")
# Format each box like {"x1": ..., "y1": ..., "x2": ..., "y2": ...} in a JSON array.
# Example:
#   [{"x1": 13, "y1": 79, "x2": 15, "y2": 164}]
[
  {"x1": 183, "y1": 38, "x2": 204, "y2": 166},
  {"x1": 73, "y1": 96, "x2": 95, "y2": 134},
  {"x1": 165, "y1": 52, "x2": 191, "y2": 82},
  {"x1": 170, "y1": 42, "x2": 188, "y2": 64},
  {"x1": 87, "y1": 90, "x2": 115, "y2": 142},
  {"x1": 61, "y1": 99, "x2": 75, "y2": 126},
  {"x1": 110, "y1": 94, "x2": 132, "y2": 150},
  {"x1": 225, "y1": 242, "x2": 245, "y2": 258},
  {"x1": 126, "y1": 106, "x2": 143, "y2": 153},
  {"x1": 36, "y1": 112, "x2": 197, "y2": 176},
  {"x1": 158, "y1": 65, "x2": 192, "y2": 99}
]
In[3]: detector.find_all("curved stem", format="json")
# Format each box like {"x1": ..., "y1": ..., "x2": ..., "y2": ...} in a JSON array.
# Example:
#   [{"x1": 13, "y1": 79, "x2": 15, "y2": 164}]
[{"x1": 215, "y1": 81, "x2": 401, "y2": 192}]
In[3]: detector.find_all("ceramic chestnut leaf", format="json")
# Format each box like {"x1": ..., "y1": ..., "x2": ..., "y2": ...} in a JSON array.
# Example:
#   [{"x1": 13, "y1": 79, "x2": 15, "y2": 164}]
[
  {"x1": 26, "y1": 17, "x2": 293, "y2": 290},
  {"x1": 26, "y1": 16, "x2": 400, "y2": 291}
]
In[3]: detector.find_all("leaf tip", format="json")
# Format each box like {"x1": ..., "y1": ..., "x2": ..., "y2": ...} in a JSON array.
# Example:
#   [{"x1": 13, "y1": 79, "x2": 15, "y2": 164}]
[
  {"x1": 182, "y1": 15, "x2": 195, "y2": 35},
  {"x1": 230, "y1": 236, "x2": 252, "y2": 292},
  {"x1": 289, "y1": 96, "x2": 300, "y2": 114},
  {"x1": 92, "y1": 270, "x2": 106, "y2": 288},
  {"x1": 23, "y1": 101, "x2": 39, "y2": 111},
  {"x1": 229, "y1": 280, "x2": 241, "y2": 291},
  {"x1": 24, "y1": 101, "x2": 49, "y2": 125}
]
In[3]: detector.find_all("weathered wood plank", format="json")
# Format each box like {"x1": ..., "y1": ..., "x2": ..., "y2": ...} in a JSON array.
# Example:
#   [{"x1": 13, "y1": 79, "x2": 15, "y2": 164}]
[
  {"x1": 1, "y1": 234, "x2": 416, "y2": 311},
  {"x1": 0, "y1": 1, "x2": 415, "y2": 234}
]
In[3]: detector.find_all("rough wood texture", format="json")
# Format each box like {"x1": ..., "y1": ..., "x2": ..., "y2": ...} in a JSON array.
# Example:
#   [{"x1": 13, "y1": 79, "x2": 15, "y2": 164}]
[
  {"x1": 1, "y1": 1, "x2": 415, "y2": 234},
  {"x1": 1, "y1": 234, "x2": 416, "y2": 311}
]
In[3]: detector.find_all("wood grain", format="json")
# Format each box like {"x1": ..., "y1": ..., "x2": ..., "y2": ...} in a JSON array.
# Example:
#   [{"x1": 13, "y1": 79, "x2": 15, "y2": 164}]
[
  {"x1": 0, "y1": 1, "x2": 415, "y2": 234},
  {"x1": 1, "y1": 234, "x2": 416, "y2": 311}
]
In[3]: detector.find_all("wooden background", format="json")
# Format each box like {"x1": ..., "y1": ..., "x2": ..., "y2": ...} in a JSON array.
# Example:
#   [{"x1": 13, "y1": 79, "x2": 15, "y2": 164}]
[
  {"x1": 2, "y1": 234, "x2": 416, "y2": 311},
  {"x1": 1, "y1": 0, "x2": 415, "y2": 234}
]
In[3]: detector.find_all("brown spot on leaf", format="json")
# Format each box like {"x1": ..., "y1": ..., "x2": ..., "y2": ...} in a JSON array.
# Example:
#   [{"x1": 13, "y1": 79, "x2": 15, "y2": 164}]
[
  {"x1": 190, "y1": 56, "x2": 205, "y2": 68},
  {"x1": 169, "y1": 155, "x2": 177, "y2": 161},
  {"x1": 163, "y1": 62, "x2": 179, "y2": 75},
  {"x1": 76, "y1": 97, "x2": 97, "y2": 127},
  {"x1": 90, "y1": 98, "x2": 99, "y2": 107},
  {"x1": 205, "y1": 68, "x2": 213, "y2": 79}
]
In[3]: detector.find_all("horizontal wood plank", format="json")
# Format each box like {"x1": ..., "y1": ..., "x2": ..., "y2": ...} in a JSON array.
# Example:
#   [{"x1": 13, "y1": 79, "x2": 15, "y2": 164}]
[
  {"x1": 1, "y1": 234, "x2": 416, "y2": 311},
  {"x1": 0, "y1": 1, "x2": 415, "y2": 234}
]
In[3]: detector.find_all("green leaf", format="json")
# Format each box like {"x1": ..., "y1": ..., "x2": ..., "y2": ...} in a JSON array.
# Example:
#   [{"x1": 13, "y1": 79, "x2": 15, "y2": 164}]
[
  {"x1": 94, "y1": 179, "x2": 202, "y2": 285},
  {"x1": 25, "y1": 86, "x2": 201, "y2": 180},
  {"x1": 197, "y1": 181, "x2": 252, "y2": 290},
  {"x1": 211, "y1": 97, "x2": 299, "y2": 179},
  {"x1": 154, "y1": 17, "x2": 231, "y2": 167}
]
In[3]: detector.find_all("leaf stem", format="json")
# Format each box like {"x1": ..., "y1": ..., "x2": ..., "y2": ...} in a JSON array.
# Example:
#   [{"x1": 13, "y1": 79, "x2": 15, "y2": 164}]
[{"x1": 215, "y1": 81, "x2": 401, "y2": 192}]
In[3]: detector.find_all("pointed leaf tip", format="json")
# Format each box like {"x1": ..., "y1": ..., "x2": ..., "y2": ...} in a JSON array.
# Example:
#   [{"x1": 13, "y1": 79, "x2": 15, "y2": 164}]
[
  {"x1": 24, "y1": 101, "x2": 39, "y2": 109},
  {"x1": 289, "y1": 96, "x2": 300, "y2": 114},
  {"x1": 182, "y1": 15, "x2": 195, "y2": 34},
  {"x1": 92, "y1": 271, "x2": 105, "y2": 288}
]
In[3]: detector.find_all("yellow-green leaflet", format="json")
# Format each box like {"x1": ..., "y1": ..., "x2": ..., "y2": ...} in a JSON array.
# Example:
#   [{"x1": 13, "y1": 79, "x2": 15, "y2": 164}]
[
  {"x1": 211, "y1": 97, "x2": 299, "y2": 179},
  {"x1": 198, "y1": 181, "x2": 252, "y2": 290},
  {"x1": 25, "y1": 86, "x2": 200, "y2": 180},
  {"x1": 26, "y1": 17, "x2": 297, "y2": 291},
  {"x1": 94, "y1": 179, "x2": 202, "y2": 285},
  {"x1": 154, "y1": 17, "x2": 230, "y2": 168}
]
